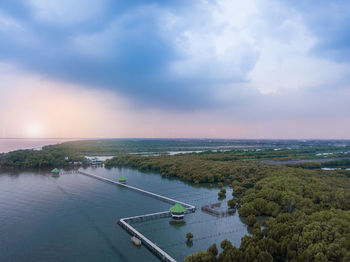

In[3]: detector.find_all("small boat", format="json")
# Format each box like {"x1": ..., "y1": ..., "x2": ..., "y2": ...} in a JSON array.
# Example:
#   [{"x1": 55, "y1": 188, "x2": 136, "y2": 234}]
[{"x1": 131, "y1": 236, "x2": 141, "y2": 246}]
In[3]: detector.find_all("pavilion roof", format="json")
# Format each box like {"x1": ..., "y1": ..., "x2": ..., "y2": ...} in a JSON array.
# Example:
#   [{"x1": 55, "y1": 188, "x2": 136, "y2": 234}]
[{"x1": 169, "y1": 203, "x2": 186, "y2": 213}]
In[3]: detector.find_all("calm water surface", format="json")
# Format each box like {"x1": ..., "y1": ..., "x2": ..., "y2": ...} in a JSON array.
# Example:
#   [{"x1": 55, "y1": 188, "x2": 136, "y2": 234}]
[
  {"x1": 0, "y1": 139, "x2": 77, "y2": 153},
  {"x1": 0, "y1": 167, "x2": 248, "y2": 261}
]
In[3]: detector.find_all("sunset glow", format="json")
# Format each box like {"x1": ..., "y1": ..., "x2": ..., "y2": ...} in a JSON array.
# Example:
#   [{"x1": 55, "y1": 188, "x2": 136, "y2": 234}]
[
  {"x1": 0, "y1": 1, "x2": 349, "y2": 138},
  {"x1": 24, "y1": 123, "x2": 44, "y2": 138}
]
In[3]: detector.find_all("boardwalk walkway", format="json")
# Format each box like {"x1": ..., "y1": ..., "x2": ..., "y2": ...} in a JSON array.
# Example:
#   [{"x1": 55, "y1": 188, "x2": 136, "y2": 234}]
[{"x1": 78, "y1": 170, "x2": 196, "y2": 262}]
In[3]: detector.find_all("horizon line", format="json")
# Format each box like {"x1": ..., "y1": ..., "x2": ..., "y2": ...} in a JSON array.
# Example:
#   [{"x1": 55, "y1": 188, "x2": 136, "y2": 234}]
[{"x1": 1, "y1": 137, "x2": 350, "y2": 141}]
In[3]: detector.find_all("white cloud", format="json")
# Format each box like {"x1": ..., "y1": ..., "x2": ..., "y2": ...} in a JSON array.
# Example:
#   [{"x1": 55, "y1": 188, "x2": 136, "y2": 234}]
[
  {"x1": 29, "y1": 0, "x2": 108, "y2": 25},
  {"x1": 162, "y1": 0, "x2": 350, "y2": 97},
  {"x1": 165, "y1": 0, "x2": 259, "y2": 83},
  {"x1": 0, "y1": 11, "x2": 23, "y2": 31}
]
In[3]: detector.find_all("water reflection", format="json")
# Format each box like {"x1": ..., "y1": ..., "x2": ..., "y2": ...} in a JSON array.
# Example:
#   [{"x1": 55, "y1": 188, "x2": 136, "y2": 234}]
[{"x1": 169, "y1": 220, "x2": 186, "y2": 228}]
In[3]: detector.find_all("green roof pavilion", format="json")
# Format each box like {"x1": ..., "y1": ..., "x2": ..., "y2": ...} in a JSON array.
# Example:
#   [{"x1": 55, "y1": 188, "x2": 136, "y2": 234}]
[
  {"x1": 169, "y1": 203, "x2": 186, "y2": 213},
  {"x1": 118, "y1": 176, "x2": 127, "y2": 182},
  {"x1": 51, "y1": 168, "x2": 60, "y2": 173}
]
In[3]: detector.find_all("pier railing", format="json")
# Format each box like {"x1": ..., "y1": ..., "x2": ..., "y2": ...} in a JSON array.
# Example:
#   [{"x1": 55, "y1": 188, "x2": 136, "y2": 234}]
[
  {"x1": 118, "y1": 218, "x2": 176, "y2": 262},
  {"x1": 78, "y1": 170, "x2": 196, "y2": 262},
  {"x1": 77, "y1": 171, "x2": 195, "y2": 210}
]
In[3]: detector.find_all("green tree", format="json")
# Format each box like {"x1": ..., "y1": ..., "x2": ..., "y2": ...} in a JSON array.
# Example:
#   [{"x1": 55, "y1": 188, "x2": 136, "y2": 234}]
[
  {"x1": 221, "y1": 239, "x2": 233, "y2": 250},
  {"x1": 185, "y1": 251, "x2": 215, "y2": 262},
  {"x1": 257, "y1": 251, "x2": 273, "y2": 262},
  {"x1": 218, "y1": 188, "x2": 226, "y2": 199},
  {"x1": 246, "y1": 214, "x2": 257, "y2": 226},
  {"x1": 227, "y1": 199, "x2": 237, "y2": 209},
  {"x1": 186, "y1": 232, "x2": 194, "y2": 242},
  {"x1": 207, "y1": 243, "x2": 218, "y2": 257}
]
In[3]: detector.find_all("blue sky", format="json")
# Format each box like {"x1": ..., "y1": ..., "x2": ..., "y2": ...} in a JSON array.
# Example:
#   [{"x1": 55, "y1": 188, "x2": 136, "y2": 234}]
[{"x1": 0, "y1": 0, "x2": 349, "y2": 138}]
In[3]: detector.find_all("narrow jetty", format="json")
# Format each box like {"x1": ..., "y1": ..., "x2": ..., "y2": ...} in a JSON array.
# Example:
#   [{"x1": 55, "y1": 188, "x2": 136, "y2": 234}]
[
  {"x1": 78, "y1": 170, "x2": 196, "y2": 262},
  {"x1": 78, "y1": 171, "x2": 195, "y2": 210},
  {"x1": 119, "y1": 218, "x2": 176, "y2": 262}
]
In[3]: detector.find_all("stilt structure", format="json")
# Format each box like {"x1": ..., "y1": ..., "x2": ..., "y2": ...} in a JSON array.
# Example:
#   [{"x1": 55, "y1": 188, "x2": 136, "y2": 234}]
[
  {"x1": 170, "y1": 203, "x2": 186, "y2": 219},
  {"x1": 51, "y1": 168, "x2": 60, "y2": 177}
]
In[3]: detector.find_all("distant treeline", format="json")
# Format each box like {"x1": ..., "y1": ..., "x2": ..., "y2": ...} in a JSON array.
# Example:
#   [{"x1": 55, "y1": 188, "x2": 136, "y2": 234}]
[
  {"x1": 105, "y1": 153, "x2": 276, "y2": 185},
  {"x1": 288, "y1": 158, "x2": 350, "y2": 169},
  {"x1": 0, "y1": 147, "x2": 87, "y2": 169},
  {"x1": 2, "y1": 139, "x2": 350, "y2": 169},
  {"x1": 106, "y1": 153, "x2": 350, "y2": 262},
  {"x1": 41, "y1": 138, "x2": 350, "y2": 155}
]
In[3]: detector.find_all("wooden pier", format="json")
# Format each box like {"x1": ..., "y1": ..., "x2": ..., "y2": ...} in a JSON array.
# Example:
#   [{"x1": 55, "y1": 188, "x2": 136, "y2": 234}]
[
  {"x1": 77, "y1": 171, "x2": 195, "y2": 211},
  {"x1": 119, "y1": 218, "x2": 176, "y2": 262},
  {"x1": 78, "y1": 170, "x2": 196, "y2": 262}
]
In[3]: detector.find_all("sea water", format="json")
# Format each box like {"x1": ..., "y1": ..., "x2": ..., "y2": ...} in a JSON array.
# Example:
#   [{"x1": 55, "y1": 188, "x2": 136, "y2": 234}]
[{"x1": 0, "y1": 167, "x2": 247, "y2": 261}]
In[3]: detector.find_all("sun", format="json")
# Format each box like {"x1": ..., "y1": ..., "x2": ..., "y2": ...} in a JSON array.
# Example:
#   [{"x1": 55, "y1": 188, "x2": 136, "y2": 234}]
[{"x1": 25, "y1": 123, "x2": 44, "y2": 138}]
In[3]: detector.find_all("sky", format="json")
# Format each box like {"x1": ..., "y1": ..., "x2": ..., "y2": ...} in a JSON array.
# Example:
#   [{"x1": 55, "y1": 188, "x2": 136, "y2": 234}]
[{"x1": 0, "y1": 0, "x2": 349, "y2": 139}]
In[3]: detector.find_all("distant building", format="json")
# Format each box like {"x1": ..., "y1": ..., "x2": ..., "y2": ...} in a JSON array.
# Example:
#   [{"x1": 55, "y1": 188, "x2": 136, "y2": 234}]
[{"x1": 90, "y1": 157, "x2": 103, "y2": 165}]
